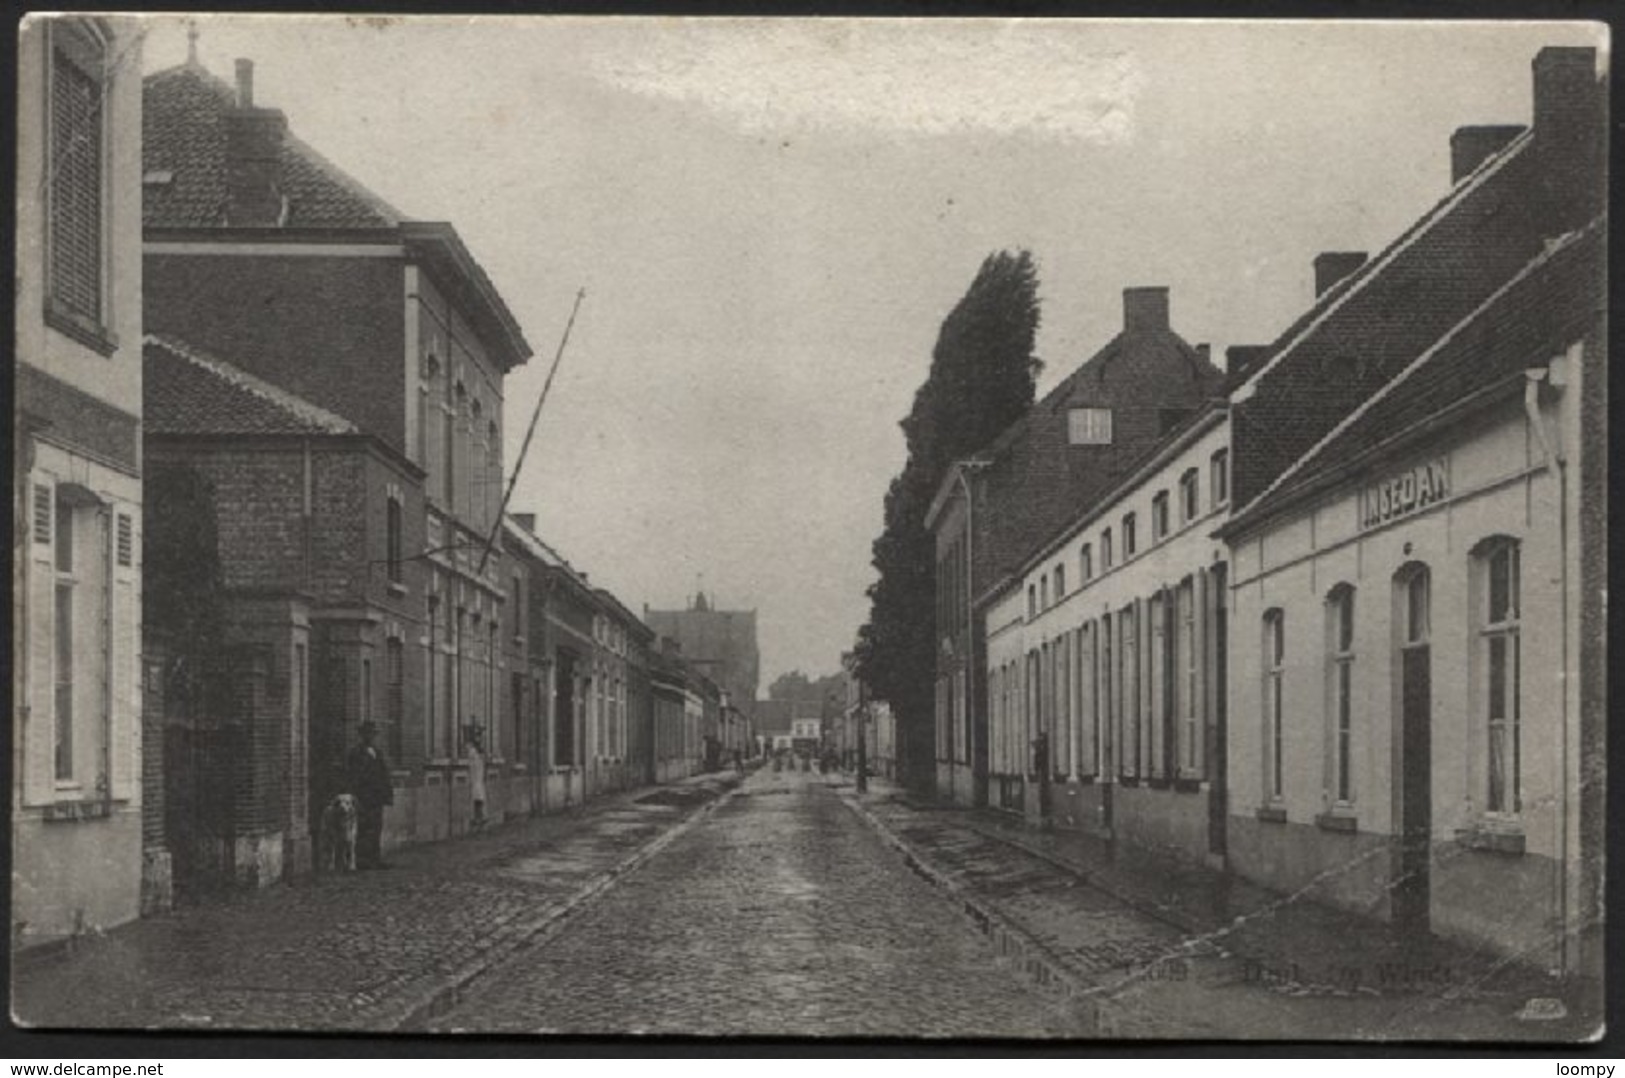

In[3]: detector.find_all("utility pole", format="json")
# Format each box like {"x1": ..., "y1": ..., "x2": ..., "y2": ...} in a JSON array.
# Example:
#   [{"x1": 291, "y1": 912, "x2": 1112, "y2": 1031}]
[{"x1": 475, "y1": 287, "x2": 586, "y2": 578}]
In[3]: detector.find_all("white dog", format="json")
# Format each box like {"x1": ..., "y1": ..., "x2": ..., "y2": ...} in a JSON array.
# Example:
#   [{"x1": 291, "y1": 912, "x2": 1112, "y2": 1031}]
[{"x1": 320, "y1": 793, "x2": 359, "y2": 872}]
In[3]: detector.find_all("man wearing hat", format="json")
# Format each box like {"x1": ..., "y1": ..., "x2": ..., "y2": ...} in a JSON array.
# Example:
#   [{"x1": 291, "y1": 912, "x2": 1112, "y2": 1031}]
[{"x1": 346, "y1": 721, "x2": 395, "y2": 869}]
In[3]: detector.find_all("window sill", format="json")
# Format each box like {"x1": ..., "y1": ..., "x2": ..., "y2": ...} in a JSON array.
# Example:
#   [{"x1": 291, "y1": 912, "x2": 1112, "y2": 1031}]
[
  {"x1": 44, "y1": 299, "x2": 119, "y2": 357},
  {"x1": 387, "y1": 581, "x2": 408, "y2": 597},
  {"x1": 1256, "y1": 805, "x2": 1288, "y2": 824},
  {"x1": 1315, "y1": 811, "x2": 1358, "y2": 833},
  {"x1": 1455, "y1": 825, "x2": 1525, "y2": 857},
  {"x1": 42, "y1": 799, "x2": 124, "y2": 823}
]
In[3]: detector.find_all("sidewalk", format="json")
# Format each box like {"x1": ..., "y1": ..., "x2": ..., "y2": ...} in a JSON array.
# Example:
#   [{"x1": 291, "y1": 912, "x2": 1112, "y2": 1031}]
[
  {"x1": 11, "y1": 771, "x2": 743, "y2": 1033},
  {"x1": 838, "y1": 777, "x2": 1602, "y2": 1042}
]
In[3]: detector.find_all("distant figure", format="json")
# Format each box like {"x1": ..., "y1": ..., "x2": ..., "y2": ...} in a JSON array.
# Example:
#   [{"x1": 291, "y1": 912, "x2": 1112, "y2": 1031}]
[
  {"x1": 467, "y1": 726, "x2": 488, "y2": 830},
  {"x1": 346, "y1": 721, "x2": 394, "y2": 869}
]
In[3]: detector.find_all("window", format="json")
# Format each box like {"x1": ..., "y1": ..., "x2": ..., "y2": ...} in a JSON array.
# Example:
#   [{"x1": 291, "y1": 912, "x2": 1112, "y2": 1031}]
[
  {"x1": 1326, "y1": 585, "x2": 1355, "y2": 804},
  {"x1": 1067, "y1": 407, "x2": 1113, "y2": 445},
  {"x1": 1080, "y1": 543, "x2": 1093, "y2": 582},
  {"x1": 1122, "y1": 513, "x2": 1137, "y2": 557},
  {"x1": 1054, "y1": 564, "x2": 1066, "y2": 600},
  {"x1": 1040, "y1": 576, "x2": 1049, "y2": 611},
  {"x1": 1180, "y1": 467, "x2": 1200, "y2": 523},
  {"x1": 386, "y1": 495, "x2": 403, "y2": 585},
  {"x1": 1264, "y1": 609, "x2": 1285, "y2": 800},
  {"x1": 116, "y1": 512, "x2": 132, "y2": 567},
  {"x1": 1179, "y1": 579, "x2": 1197, "y2": 773},
  {"x1": 1151, "y1": 491, "x2": 1170, "y2": 541},
  {"x1": 1480, "y1": 540, "x2": 1521, "y2": 814},
  {"x1": 1101, "y1": 529, "x2": 1114, "y2": 570},
  {"x1": 386, "y1": 637, "x2": 404, "y2": 761},
  {"x1": 48, "y1": 22, "x2": 107, "y2": 328},
  {"x1": 1211, "y1": 449, "x2": 1230, "y2": 507},
  {"x1": 1027, "y1": 584, "x2": 1037, "y2": 619},
  {"x1": 55, "y1": 581, "x2": 74, "y2": 781},
  {"x1": 52, "y1": 491, "x2": 77, "y2": 783},
  {"x1": 361, "y1": 657, "x2": 373, "y2": 727}
]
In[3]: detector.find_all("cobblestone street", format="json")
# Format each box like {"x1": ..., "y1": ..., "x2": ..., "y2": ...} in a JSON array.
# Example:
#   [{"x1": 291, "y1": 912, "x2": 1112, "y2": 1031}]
[{"x1": 428, "y1": 768, "x2": 1088, "y2": 1037}]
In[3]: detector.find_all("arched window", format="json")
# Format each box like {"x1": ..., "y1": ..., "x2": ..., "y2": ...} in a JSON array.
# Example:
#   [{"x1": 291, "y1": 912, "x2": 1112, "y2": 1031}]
[
  {"x1": 1263, "y1": 608, "x2": 1286, "y2": 801},
  {"x1": 1325, "y1": 584, "x2": 1356, "y2": 804},
  {"x1": 1474, "y1": 538, "x2": 1521, "y2": 814}
]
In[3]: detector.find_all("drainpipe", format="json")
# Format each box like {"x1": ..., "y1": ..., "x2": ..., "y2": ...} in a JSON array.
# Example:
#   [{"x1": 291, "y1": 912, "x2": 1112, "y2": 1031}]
[{"x1": 1526, "y1": 363, "x2": 1570, "y2": 974}]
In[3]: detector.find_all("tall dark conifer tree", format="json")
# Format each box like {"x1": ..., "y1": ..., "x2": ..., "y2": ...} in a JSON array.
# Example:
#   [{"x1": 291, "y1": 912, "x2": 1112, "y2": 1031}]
[{"x1": 856, "y1": 250, "x2": 1041, "y2": 791}]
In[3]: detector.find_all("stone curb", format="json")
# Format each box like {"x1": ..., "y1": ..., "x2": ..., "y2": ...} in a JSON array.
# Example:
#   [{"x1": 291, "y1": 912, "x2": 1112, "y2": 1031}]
[
  {"x1": 952, "y1": 816, "x2": 1201, "y2": 938},
  {"x1": 385, "y1": 777, "x2": 743, "y2": 1031},
  {"x1": 836, "y1": 792, "x2": 1119, "y2": 1037}
]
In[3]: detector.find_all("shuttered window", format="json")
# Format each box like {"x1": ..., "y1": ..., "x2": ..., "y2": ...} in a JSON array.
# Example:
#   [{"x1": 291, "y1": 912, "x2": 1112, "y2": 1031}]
[
  {"x1": 116, "y1": 512, "x2": 132, "y2": 567},
  {"x1": 49, "y1": 27, "x2": 105, "y2": 320},
  {"x1": 33, "y1": 484, "x2": 52, "y2": 544}
]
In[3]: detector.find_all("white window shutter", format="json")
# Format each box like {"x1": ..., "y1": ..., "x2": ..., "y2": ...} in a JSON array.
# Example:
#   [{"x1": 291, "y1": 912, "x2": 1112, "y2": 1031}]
[
  {"x1": 1194, "y1": 569, "x2": 1209, "y2": 780},
  {"x1": 24, "y1": 482, "x2": 57, "y2": 806},
  {"x1": 110, "y1": 575, "x2": 139, "y2": 801}
]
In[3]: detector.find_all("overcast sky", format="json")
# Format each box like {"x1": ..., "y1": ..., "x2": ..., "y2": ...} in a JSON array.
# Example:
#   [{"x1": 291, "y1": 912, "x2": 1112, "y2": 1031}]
[{"x1": 141, "y1": 16, "x2": 1604, "y2": 690}]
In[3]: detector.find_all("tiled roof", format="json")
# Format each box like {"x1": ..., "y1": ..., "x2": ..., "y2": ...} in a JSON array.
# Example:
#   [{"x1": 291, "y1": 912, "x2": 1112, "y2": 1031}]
[
  {"x1": 145, "y1": 333, "x2": 359, "y2": 436},
  {"x1": 1231, "y1": 218, "x2": 1603, "y2": 530},
  {"x1": 1228, "y1": 107, "x2": 1600, "y2": 511},
  {"x1": 143, "y1": 62, "x2": 403, "y2": 230}
]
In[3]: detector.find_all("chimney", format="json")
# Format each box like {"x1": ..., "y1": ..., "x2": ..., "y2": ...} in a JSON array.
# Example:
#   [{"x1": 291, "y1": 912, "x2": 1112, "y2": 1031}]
[
  {"x1": 225, "y1": 57, "x2": 288, "y2": 227},
  {"x1": 1450, "y1": 125, "x2": 1526, "y2": 184},
  {"x1": 1194, "y1": 343, "x2": 1211, "y2": 365},
  {"x1": 1313, "y1": 252, "x2": 1367, "y2": 298},
  {"x1": 513, "y1": 512, "x2": 536, "y2": 534},
  {"x1": 235, "y1": 58, "x2": 253, "y2": 107},
  {"x1": 1533, "y1": 46, "x2": 1600, "y2": 143},
  {"x1": 1123, "y1": 287, "x2": 1169, "y2": 333}
]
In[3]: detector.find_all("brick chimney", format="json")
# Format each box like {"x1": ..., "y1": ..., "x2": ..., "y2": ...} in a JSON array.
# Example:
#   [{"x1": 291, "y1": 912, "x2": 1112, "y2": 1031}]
[
  {"x1": 1123, "y1": 287, "x2": 1169, "y2": 333},
  {"x1": 513, "y1": 512, "x2": 536, "y2": 534},
  {"x1": 225, "y1": 59, "x2": 289, "y2": 227},
  {"x1": 1533, "y1": 47, "x2": 1600, "y2": 143},
  {"x1": 1450, "y1": 125, "x2": 1526, "y2": 184},
  {"x1": 1530, "y1": 46, "x2": 1604, "y2": 229},
  {"x1": 1313, "y1": 252, "x2": 1367, "y2": 298}
]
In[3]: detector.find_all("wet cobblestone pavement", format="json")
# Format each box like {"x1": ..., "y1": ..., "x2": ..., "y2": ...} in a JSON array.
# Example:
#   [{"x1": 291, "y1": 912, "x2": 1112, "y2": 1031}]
[
  {"x1": 849, "y1": 784, "x2": 1603, "y2": 1042},
  {"x1": 11, "y1": 774, "x2": 740, "y2": 1032},
  {"x1": 428, "y1": 769, "x2": 1087, "y2": 1037}
]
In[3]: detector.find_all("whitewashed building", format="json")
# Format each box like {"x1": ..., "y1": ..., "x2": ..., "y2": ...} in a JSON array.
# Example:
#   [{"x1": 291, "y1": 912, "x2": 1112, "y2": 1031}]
[
  {"x1": 1217, "y1": 46, "x2": 1605, "y2": 973},
  {"x1": 983, "y1": 405, "x2": 1232, "y2": 867},
  {"x1": 13, "y1": 15, "x2": 148, "y2": 945}
]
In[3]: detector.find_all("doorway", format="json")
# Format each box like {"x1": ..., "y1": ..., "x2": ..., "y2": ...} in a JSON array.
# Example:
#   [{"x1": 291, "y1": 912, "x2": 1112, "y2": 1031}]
[{"x1": 1393, "y1": 564, "x2": 1432, "y2": 933}]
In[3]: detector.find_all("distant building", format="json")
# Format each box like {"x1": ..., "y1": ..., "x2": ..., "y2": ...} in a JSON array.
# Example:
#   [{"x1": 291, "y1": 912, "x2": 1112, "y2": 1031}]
[
  {"x1": 927, "y1": 287, "x2": 1225, "y2": 807},
  {"x1": 643, "y1": 591, "x2": 760, "y2": 725}
]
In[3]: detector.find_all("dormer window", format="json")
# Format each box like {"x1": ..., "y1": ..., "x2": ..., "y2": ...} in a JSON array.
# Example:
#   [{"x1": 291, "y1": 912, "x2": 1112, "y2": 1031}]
[{"x1": 1067, "y1": 407, "x2": 1113, "y2": 446}]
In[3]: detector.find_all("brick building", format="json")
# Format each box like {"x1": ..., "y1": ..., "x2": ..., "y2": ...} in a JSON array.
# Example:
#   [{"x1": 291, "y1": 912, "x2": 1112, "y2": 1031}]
[
  {"x1": 140, "y1": 55, "x2": 536, "y2": 864},
  {"x1": 14, "y1": 16, "x2": 148, "y2": 947},
  {"x1": 926, "y1": 287, "x2": 1225, "y2": 806},
  {"x1": 143, "y1": 333, "x2": 429, "y2": 891}
]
